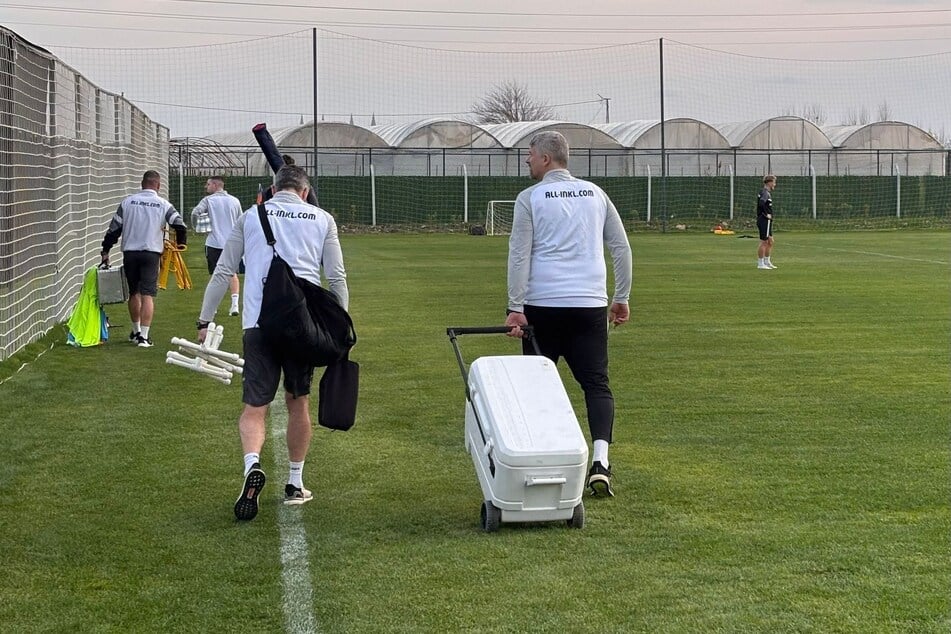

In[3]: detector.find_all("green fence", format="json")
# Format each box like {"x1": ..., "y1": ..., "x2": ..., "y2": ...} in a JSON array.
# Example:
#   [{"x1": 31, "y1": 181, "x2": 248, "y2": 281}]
[{"x1": 169, "y1": 175, "x2": 951, "y2": 231}]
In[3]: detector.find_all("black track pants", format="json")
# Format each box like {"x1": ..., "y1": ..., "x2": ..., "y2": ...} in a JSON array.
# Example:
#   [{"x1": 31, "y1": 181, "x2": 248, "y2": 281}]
[{"x1": 522, "y1": 305, "x2": 614, "y2": 443}]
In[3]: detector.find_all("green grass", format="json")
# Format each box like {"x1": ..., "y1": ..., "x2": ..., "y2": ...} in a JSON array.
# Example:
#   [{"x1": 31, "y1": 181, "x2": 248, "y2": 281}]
[{"x1": 1, "y1": 231, "x2": 948, "y2": 632}]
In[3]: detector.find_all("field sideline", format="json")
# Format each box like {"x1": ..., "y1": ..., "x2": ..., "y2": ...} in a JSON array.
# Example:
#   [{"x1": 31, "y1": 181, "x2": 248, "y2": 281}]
[{"x1": 1, "y1": 231, "x2": 948, "y2": 632}]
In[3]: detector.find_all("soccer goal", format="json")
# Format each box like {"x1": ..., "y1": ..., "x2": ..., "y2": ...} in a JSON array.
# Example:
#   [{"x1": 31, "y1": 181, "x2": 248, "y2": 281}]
[{"x1": 485, "y1": 200, "x2": 517, "y2": 236}]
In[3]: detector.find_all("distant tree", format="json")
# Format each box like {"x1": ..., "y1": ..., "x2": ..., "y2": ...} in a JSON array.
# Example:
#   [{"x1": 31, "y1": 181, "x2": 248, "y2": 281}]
[
  {"x1": 782, "y1": 103, "x2": 826, "y2": 125},
  {"x1": 471, "y1": 80, "x2": 554, "y2": 124},
  {"x1": 801, "y1": 103, "x2": 826, "y2": 126},
  {"x1": 843, "y1": 106, "x2": 870, "y2": 126},
  {"x1": 876, "y1": 101, "x2": 892, "y2": 122}
]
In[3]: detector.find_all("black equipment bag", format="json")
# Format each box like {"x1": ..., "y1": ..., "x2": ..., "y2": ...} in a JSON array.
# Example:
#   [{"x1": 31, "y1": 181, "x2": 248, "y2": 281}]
[
  {"x1": 256, "y1": 203, "x2": 356, "y2": 367},
  {"x1": 318, "y1": 352, "x2": 359, "y2": 431}
]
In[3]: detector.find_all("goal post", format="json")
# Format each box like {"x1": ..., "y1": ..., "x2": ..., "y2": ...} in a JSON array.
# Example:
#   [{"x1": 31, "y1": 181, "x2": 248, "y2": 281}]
[{"x1": 485, "y1": 200, "x2": 517, "y2": 236}]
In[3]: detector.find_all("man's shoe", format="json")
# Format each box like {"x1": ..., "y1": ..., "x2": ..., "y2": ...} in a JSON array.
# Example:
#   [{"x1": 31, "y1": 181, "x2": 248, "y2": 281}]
[
  {"x1": 587, "y1": 461, "x2": 614, "y2": 497},
  {"x1": 135, "y1": 334, "x2": 154, "y2": 348},
  {"x1": 284, "y1": 484, "x2": 313, "y2": 506},
  {"x1": 757, "y1": 263, "x2": 771, "y2": 270},
  {"x1": 235, "y1": 464, "x2": 266, "y2": 520},
  {"x1": 129, "y1": 330, "x2": 139, "y2": 343},
  {"x1": 766, "y1": 262, "x2": 777, "y2": 269},
  {"x1": 229, "y1": 307, "x2": 240, "y2": 316}
]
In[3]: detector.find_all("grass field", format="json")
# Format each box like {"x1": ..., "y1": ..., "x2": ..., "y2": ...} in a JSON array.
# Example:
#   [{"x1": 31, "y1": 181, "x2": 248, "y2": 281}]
[{"x1": 1, "y1": 231, "x2": 948, "y2": 633}]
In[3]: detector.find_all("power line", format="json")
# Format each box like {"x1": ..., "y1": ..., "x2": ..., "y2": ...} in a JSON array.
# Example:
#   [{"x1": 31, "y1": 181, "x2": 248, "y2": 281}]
[
  {"x1": 103, "y1": 0, "x2": 951, "y2": 20},
  {"x1": 3, "y1": 4, "x2": 951, "y2": 34}
]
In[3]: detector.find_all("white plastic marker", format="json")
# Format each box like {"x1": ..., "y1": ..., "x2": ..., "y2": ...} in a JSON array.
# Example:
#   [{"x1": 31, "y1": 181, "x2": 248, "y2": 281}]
[{"x1": 165, "y1": 322, "x2": 244, "y2": 384}]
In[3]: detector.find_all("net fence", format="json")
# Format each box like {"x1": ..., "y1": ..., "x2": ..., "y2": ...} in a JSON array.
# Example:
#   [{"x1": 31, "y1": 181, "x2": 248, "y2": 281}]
[{"x1": 1, "y1": 26, "x2": 168, "y2": 362}]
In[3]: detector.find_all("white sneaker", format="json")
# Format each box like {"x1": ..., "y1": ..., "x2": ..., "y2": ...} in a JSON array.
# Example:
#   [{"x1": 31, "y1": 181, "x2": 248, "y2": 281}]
[
  {"x1": 766, "y1": 262, "x2": 777, "y2": 269},
  {"x1": 757, "y1": 263, "x2": 771, "y2": 269},
  {"x1": 229, "y1": 306, "x2": 240, "y2": 316}
]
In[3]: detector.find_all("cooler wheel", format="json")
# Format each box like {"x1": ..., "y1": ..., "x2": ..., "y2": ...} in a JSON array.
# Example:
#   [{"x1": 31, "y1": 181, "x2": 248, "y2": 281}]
[
  {"x1": 567, "y1": 502, "x2": 585, "y2": 529},
  {"x1": 480, "y1": 500, "x2": 501, "y2": 532}
]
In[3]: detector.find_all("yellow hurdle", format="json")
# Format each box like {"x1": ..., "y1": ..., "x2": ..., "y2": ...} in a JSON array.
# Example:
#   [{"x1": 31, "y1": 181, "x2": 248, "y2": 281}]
[{"x1": 158, "y1": 239, "x2": 192, "y2": 290}]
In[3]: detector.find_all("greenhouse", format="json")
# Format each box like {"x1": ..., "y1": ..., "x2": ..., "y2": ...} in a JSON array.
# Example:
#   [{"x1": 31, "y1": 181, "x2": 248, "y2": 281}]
[{"x1": 180, "y1": 116, "x2": 948, "y2": 179}]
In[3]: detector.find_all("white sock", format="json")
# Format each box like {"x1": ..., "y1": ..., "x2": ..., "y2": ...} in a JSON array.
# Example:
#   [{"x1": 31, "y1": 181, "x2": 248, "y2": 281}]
[
  {"x1": 593, "y1": 440, "x2": 609, "y2": 467},
  {"x1": 140, "y1": 325, "x2": 150, "y2": 339},
  {"x1": 133, "y1": 321, "x2": 140, "y2": 333},
  {"x1": 289, "y1": 461, "x2": 304, "y2": 488},
  {"x1": 230, "y1": 293, "x2": 239, "y2": 307},
  {"x1": 757, "y1": 258, "x2": 764, "y2": 266},
  {"x1": 243, "y1": 452, "x2": 260, "y2": 476}
]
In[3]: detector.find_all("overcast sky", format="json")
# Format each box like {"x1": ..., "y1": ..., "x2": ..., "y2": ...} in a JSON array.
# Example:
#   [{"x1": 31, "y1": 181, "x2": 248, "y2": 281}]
[
  {"x1": 4, "y1": 0, "x2": 951, "y2": 57},
  {"x1": 3, "y1": 1, "x2": 950, "y2": 140}
]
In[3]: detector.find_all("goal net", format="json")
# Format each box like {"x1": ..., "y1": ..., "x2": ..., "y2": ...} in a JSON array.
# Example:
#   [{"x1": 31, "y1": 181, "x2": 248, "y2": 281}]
[{"x1": 485, "y1": 201, "x2": 517, "y2": 236}]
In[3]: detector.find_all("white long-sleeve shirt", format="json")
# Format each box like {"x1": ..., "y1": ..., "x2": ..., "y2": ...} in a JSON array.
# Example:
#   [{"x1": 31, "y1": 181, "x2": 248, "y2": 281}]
[
  {"x1": 199, "y1": 190, "x2": 348, "y2": 329},
  {"x1": 508, "y1": 169, "x2": 632, "y2": 312},
  {"x1": 191, "y1": 190, "x2": 242, "y2": 249}
]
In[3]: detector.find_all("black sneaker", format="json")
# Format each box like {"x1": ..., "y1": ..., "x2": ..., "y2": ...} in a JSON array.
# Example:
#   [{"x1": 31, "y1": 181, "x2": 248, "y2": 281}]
[
  {"x1": 587, "y1": 461, "x2": 614, "y2": 497},
  {"x1": 129, "y1": 330, "x2": 139, "y2": 343},
  {"x1": 135, "y1": 334, "x2": 153, "y2": 348},
  {"x1": 234, "y1": 463, "x2": 266, "y2": 521},
  {"x1": 284, "y1": 484, "x2": 313, "y2": 506}
]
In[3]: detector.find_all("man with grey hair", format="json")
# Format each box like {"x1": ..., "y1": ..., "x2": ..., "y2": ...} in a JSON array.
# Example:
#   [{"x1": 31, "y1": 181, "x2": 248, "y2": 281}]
[
  {"x1": 505, "y1": 130, "x2": 632, "y2": 497},
  {"x1": 197, "y1": 164, "x2": 349, "y2": 520}
]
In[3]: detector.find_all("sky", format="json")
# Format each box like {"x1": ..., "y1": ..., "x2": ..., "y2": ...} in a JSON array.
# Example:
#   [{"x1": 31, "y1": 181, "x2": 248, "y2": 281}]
[
  {"x1": 4, "y1": 0, "x2": 951, "y2": 57},
  {"x1": 3, "y1": 1, "x2": 950, "y2": 140}
]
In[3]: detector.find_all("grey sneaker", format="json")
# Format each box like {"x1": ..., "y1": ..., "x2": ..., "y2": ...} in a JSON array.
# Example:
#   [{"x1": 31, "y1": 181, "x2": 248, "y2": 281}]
[
  {"x1": 235, "y1": 464, "x2": 266, "y2": 520},
  {"x1": 284, "y1": 484, "x2": 313, "y2": 506}
]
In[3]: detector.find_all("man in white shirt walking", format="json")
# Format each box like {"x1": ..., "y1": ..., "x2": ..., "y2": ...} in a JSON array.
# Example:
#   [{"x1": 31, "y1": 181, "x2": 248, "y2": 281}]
[
  {"x1": 505, "y1": 131, "x2": 633, "y2": 497},
  {"x1": 192, "y1": 176, "x2": 243, "y2": 315},
  {"x1": 197, "y1": 165, "x2": 349, "y2": 521}
]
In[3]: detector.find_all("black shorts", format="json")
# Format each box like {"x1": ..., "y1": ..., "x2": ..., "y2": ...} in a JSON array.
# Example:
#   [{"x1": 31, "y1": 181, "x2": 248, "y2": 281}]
[
  {"x1": 122, "y1": 250, "x2": 161, "y2": 296},
  {"x1": 757, "y1": 217, "x2": 773, "y2": 241},
  {"x1": 205, "y1": 246, "x2": 244, "y2": 275},
  {"x1": 241, "y1": 328, "x2": 314, "y2": 406}
]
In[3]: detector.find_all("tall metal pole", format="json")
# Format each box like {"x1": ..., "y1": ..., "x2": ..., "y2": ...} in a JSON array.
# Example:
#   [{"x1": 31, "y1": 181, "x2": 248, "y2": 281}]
[
  {"x1": 659, "y1": 38, "x2": 667, "y2": 232},
  {"x1": 312, "y1": 28, "x2": 319, "y2": 186}
]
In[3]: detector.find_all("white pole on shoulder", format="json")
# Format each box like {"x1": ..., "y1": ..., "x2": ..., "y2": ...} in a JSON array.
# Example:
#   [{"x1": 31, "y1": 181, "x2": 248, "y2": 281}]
[
  {"x1": 810, "y1": 164, "x2": 817, "y2": 220},
  {"x1": 463, "y1": 164, "x2": 468, "y2": 224},
  {"x1": 646, "y1": 163, "x2": 652, "y2": 224},
  {"x1": 370, "y1": 163, "x2": 377, "y2": 227},
  {"x1": 728, "y1": 164, "x2": 734, "y2": 220},
  {"x1": 894, "y1": 164, "x2": 901, "y2": 218}
]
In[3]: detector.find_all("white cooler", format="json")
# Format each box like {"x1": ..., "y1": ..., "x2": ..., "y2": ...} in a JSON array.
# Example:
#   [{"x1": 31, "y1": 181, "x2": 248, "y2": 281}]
[{"x1": 464, "y1": 354, "x2": 587, "y2": 531}]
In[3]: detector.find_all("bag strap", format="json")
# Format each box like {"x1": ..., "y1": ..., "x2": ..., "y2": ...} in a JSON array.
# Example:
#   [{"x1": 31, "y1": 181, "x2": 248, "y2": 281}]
[{"x1": 257, "y1": 203, "x2": 277, "y2": 250}]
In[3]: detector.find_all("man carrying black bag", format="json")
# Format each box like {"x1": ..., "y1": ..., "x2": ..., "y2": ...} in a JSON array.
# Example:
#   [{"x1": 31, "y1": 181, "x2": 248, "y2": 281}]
[{"x1": 197, "y1": 164, "x2": 350, "y2": 521}]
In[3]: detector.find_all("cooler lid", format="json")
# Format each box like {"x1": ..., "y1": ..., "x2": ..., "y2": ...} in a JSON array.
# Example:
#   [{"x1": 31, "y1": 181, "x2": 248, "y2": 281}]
[{"x1": 468, "y1": 355, "x2": 587, "y2": 467}]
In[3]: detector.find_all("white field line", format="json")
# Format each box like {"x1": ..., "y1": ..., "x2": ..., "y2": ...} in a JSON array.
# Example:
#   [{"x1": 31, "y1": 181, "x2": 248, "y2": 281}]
[
  {"x1": 269, "y1": 403, "x2": 319, "y2": 634},
  {"x1": 787, "y1": 242, "x2": 948, "y2": 266}
]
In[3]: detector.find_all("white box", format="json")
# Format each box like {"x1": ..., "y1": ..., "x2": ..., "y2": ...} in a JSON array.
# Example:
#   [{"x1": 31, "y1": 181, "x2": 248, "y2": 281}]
[{"x1": 464, "y1": 354, "x2": 587, "y2": 529}]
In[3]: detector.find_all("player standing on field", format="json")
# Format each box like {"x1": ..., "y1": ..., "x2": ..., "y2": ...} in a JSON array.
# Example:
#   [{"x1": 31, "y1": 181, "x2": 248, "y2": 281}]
[{"x1": 757, "y1": 175, "x2": 777, "y2": 269}]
